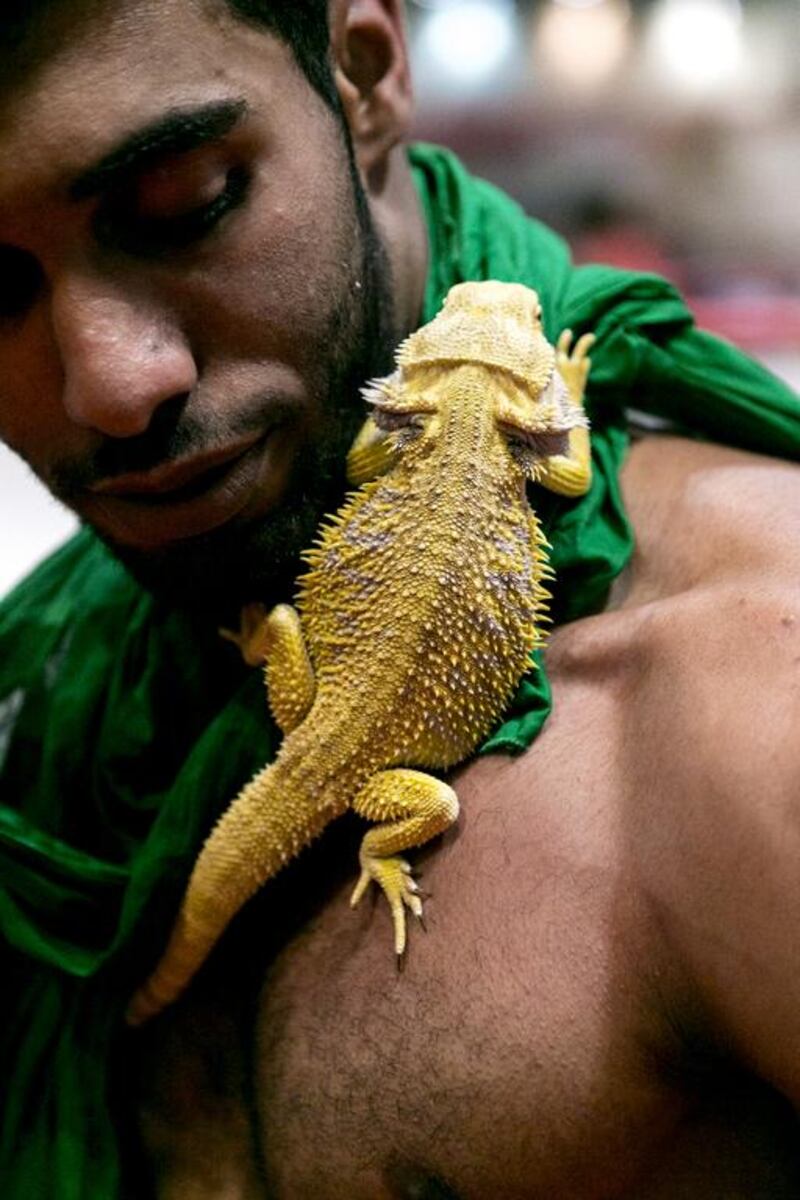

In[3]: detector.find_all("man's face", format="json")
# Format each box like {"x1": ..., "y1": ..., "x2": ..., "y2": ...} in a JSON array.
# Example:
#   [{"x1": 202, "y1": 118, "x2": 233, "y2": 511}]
[{"x1": 0, "y1": 0, "x2": 397, "y2": 616}]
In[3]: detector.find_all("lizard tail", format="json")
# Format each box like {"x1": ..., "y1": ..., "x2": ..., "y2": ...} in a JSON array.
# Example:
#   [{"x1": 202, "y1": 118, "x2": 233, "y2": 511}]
[{"x1": 125, "y1": 758, "x2": 330, "y2": 1026}]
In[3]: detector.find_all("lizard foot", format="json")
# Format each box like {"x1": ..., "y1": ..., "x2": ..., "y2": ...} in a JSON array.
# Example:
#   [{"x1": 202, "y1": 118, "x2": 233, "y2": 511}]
[
  {"x1": 556, "y1": 328, "x2": 595, "y2": 405},
  {"x1": 218, "y1": 602, "x2": 270, "y2": 666},
  {"x1": 350, "y1": 853, "x2": 424, "y2": 957}
]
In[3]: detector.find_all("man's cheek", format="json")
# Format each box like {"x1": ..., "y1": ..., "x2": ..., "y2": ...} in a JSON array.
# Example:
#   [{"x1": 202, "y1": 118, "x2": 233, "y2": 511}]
[
  {"x1": 187, "y1": 225, "x2": 359, "y2": 367},
  {"x1": 189, "y1": 155, "x2": 358, "y2": 336}
]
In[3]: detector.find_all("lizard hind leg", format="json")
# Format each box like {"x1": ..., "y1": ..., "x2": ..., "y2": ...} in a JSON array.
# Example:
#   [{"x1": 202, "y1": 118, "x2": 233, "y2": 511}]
[{"x1": 350, "y1": 769, "x2": 459, "y2": 957}]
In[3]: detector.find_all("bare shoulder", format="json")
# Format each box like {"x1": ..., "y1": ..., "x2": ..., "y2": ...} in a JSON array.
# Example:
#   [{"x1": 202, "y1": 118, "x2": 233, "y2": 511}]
[
  {"x1": 615, "y1": 434, "x2": 800, "y2": 767},
  {"x1": 591, "y1": 435, "x2": 800, "y2": 1105},
  {"x1": 619, "y1": 434, "x2": 800, "y2": 591}
]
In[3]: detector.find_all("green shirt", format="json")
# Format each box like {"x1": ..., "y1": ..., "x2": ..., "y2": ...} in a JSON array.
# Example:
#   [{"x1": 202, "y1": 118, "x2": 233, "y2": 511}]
[{"x1": 1, "y1": 144, "x2": 798, "y2": 1198}]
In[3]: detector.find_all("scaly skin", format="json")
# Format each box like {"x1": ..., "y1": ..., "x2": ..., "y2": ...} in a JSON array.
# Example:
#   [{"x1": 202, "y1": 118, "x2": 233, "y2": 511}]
[{"x1": 126, "y1": 281, "x2": 595, "y2": 1026}]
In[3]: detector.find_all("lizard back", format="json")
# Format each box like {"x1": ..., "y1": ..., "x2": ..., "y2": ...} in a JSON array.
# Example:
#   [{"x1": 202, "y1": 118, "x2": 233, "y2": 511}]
[{"x1": 295, "y1": 358, "x2": 554, "y2": 771}]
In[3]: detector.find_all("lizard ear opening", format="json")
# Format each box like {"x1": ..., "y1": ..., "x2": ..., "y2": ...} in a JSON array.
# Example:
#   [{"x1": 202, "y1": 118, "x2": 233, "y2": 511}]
[
  {"x1": 499, "y1": 426, "x2": 570, "y2": 458},
  {"x1": 371, "y1": 407, "x2": 424, "y2": 432}
]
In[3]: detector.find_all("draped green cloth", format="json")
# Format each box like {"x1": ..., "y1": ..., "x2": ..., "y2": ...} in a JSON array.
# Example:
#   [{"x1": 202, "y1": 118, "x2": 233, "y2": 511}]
[{"x1": 1, "y1": 143, "x2": 798, "y2": 1198}]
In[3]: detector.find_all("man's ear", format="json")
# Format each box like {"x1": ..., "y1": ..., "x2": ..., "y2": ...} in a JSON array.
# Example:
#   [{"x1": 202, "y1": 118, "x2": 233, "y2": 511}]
[{"x1": 330, "y1": 0, "x2": 413, "y2": 183}]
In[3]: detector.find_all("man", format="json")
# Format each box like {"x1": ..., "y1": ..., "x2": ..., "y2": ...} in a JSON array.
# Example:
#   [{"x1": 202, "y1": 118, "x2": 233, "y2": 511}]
[{"x1": 1, "y1": 1, "x2": 799, "y2": 1197}]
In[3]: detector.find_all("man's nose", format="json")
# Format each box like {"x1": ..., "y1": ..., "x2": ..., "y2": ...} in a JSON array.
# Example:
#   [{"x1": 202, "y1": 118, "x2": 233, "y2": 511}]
[{"x1": 52, "y1": 275, "x2": 198, "y2": 437}]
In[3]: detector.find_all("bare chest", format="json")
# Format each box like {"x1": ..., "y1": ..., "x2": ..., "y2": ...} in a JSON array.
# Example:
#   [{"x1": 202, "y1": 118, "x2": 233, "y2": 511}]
[
  {"x1": 248, "y1": 641, "x2": 800, "y2": 1200},
  {"x1": 131, "y1": 747, "x2": 791, "y2": 1199},
  {"x1": 131, "y1": 664, "x2": 798, "y2": 1200},
  {"x1": 249, "y1": 748, "x2": 679, "y2": 1200}
]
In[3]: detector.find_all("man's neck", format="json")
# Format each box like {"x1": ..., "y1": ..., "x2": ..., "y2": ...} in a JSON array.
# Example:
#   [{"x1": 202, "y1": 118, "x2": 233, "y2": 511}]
[{"x1": 367, "y1": 143, "x2": 429, "y2": 338}]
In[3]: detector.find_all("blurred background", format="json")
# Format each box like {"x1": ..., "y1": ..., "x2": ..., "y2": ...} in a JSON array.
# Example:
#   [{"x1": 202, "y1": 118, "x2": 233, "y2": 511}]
[{"x1": 2, "y1": 0, "x2": 799, "y2": 594}]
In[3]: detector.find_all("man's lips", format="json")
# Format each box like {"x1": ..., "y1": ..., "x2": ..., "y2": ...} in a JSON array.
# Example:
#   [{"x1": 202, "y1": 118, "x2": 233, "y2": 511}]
[
  {"x1": 90, "y1": 433, "x2": 265, "y2": 499},
  {"x1": 83, "y1": 430, "x2": 281, "y2": 549}
]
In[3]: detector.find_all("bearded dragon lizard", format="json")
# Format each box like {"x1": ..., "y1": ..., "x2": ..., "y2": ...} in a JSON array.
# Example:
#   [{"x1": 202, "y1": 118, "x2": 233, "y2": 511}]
[{"x1": 126, "y1": 281, "x2": 595, "y2": 1026}]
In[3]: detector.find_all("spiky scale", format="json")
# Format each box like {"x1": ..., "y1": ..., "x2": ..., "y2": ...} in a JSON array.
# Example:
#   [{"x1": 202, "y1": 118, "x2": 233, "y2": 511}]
[{"x1": 126, "y1": 281, "x2": 595, "y2": 1026}]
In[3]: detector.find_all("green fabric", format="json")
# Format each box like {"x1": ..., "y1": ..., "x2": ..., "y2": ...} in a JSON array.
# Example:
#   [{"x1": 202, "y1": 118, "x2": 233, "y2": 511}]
[{"x1": 1, "y1": 142, "x2": 798, "y2": 1198}]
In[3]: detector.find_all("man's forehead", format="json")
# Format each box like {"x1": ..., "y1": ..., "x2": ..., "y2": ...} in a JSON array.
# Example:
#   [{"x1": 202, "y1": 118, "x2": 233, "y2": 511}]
[
  {"x1": 0, "y1": 0, "x2": 285, "y2": 203},
  {"x1": 2, "y1": 0, "x2": 220, "y2": 87}
]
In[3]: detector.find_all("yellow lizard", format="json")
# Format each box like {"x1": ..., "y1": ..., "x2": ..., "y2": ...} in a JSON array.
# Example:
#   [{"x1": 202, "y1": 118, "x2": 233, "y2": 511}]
[{"x1": 126, "y1": 281, "x2": 595, "y2": 1026}]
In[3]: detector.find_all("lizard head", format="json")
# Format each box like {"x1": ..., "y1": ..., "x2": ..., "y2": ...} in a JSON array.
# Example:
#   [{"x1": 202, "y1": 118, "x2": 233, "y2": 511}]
[
  {"x1": 397, "y1": 281, "x2": 555, "y2": 393},
  {"x1": 359, "y1": 281, "x2": 587, "y2": 473},
  {"x1": 398, "y1": 281, "x2": 586, "y2": 472}
]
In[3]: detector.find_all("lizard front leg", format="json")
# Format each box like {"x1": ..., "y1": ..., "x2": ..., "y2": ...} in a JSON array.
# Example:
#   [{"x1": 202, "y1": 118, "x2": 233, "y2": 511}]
[
  {"x1": 350, "y1": 769, "x2": 459, "y2": 956},
  {"x1": 537, "y1": 329, "x2": 595, "y2": 498},
  {"x1": 220, "y1": 602, "x2": 316, "y2": 735}
]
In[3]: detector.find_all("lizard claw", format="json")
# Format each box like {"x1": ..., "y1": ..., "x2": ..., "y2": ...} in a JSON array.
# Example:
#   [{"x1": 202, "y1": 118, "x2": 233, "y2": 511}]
[{"x1": 350, "y1": 853, "x2": 424, "y2": 956}]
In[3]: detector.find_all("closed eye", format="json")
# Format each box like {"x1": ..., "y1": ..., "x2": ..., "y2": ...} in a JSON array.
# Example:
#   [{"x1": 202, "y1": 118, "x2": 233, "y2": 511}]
[{"x1": 93, "y1": 163, "x2": 250, "y2": 257}]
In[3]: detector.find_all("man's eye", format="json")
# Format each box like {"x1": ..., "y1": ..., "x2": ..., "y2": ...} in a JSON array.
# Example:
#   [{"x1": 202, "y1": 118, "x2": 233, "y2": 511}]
[
  {"x1": 0, "y1": 247, "x2": 44, "y2": 320},
  {"x1": 95, "y1": 163, "x2": 250, "y2": 255}
]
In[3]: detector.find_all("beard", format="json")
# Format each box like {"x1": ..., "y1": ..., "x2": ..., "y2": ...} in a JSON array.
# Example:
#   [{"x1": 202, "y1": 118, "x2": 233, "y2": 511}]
[{"x1": 51, "y1": 150, "x2": 400, "y2": 626}]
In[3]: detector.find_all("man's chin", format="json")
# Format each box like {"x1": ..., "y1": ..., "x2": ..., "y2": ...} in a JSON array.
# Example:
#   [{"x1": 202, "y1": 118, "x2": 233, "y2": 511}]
[
  {"x1": 78, "y1": 389, "x2": 365, "y2": 623},
  {"x1": 93, "y1": 494, "x2": 330, "y2": 624}
]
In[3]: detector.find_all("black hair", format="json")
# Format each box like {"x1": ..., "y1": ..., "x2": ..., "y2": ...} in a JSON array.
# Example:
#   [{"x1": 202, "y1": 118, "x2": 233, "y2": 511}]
[
  {"x1": 224, "y1": 1, "x2": 338, "y2": 110},
  {"x1": 1, "y1": 0, "x2": 338, "y2": 111}
]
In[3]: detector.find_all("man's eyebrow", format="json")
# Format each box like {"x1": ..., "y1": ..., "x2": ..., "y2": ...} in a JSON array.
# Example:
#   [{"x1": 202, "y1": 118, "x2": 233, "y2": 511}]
[{"x1": 68, "y1": 98, "x2": 249, "y2": 202}]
